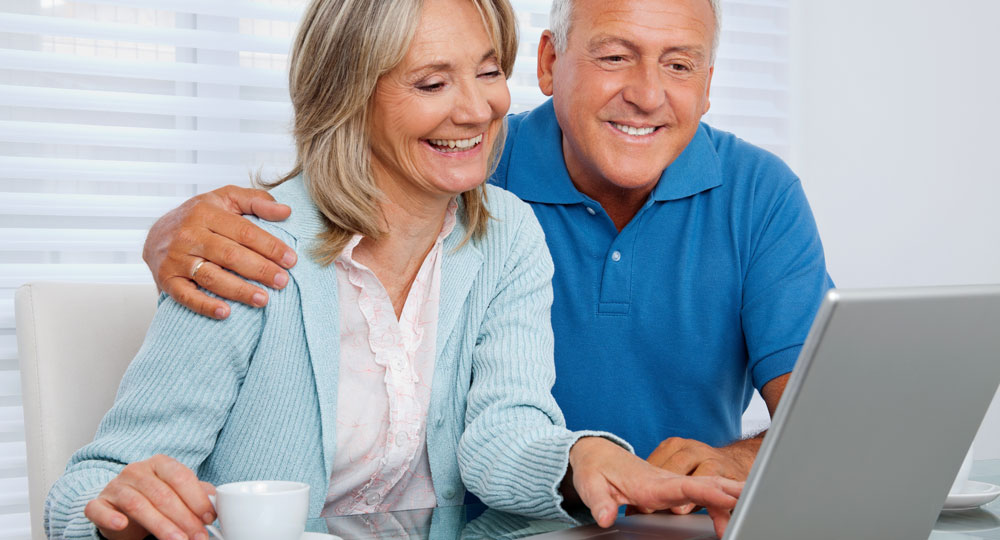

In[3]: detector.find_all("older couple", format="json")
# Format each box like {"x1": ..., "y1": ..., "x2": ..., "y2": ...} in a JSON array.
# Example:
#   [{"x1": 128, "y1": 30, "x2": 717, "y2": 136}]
[
  {"x1": 50, "y1": 0, "x2": 839, "y2": 538},
  {"x1": 43, "y1": 0, "x2": 775, "y2": 540}
]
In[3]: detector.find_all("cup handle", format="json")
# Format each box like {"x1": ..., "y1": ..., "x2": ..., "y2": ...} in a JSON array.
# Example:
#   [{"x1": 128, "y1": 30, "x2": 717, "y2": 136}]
[{"x1": 205, "y1": 495, "x2": 224, "y2": 540}]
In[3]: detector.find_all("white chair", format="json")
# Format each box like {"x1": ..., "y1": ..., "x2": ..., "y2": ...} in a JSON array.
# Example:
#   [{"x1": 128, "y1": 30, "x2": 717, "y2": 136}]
[{"x1": 15, "y1": 282, "x2": 158, "y2": 540}]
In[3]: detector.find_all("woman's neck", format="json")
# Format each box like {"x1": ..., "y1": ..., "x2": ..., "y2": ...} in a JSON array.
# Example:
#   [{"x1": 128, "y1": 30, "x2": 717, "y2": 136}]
[{"x1": 351, "y1": 167, "x2": 455, "y2": 317}]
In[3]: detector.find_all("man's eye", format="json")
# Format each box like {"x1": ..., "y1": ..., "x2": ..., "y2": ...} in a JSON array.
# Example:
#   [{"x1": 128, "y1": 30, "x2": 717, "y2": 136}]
[
  {"x1": 669, "y1": 63, "x2": 691, "y2": 72},
  {"x1": 602, "y1": 55, "x2": 626, "y2": 63}
]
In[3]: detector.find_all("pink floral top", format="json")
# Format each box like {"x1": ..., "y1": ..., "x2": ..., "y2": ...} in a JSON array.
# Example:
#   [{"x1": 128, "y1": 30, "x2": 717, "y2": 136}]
[{"x1": 323, "y1": 201, "x2": 458, "y2": 516}]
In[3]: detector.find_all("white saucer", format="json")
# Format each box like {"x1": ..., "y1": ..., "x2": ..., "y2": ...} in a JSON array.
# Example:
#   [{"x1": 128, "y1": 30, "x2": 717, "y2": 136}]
[
  {"x1": 302, "y1": 533, "x2": 342, "y2": 540},
  {"x1": 942, "y1": 481, "x2": 1000, "y2": 511}
]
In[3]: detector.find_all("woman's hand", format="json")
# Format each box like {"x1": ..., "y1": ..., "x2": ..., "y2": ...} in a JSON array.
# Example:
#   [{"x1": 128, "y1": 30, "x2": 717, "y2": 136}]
[
  {"x1": 566, "y1": 437, "x2": 743, "y2": 539},
  {"x1": 84, "y1": 454, "x2": 217, "y2": 540}
]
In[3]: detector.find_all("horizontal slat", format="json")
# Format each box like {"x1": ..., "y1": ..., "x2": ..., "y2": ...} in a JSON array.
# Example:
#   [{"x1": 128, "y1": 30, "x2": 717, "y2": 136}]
[
  {"x1": 0, "y1": 13, "x2": 290, "y2": 55},
  {"x1": 0, "y1": 229, "x2": 146, "y2": 253},
  {"x1": 0, "y1": 512, "x2": 30, "y2": 540},
  {"x1": 0, "y1": 421, "x2": 24, "y2": 440},
  {"x1": 0, "y1": 372, "x2": 18, "y2": 397},
  {"x1": 0, "y1": 193, "x2": 185, "y2": 219},
  {"x1": 80, "y1": 0, "x2": 305, "y2": 22},
  {"x1": 0, "y1": 478, "x2": 28, "y2": 507},
  {"x1": 0, "y1": 85, "x2": 293, "y2": 122},
  {"x1": 0, "y1": 156, "x2": 267, "y2": 186},
  {"x1": 0, "y1": 264, "x2": 152, "y2": 290},
  {"x1": 0, "y1": 49, "x2": 286, "y2": 88},
  {"x1": 0, "y1": 301, "x2": 11, "y2": 333},
  {"x1": 0, "y1": 121, "x2": 293, "y2": 152}
]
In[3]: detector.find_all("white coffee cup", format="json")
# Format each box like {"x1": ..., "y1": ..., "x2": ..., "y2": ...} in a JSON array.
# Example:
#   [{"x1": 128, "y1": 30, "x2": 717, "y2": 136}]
[
  {"x1": 206, "y1": 480, "x2": 310, "y2": 540},
  {"x1": 950, "y1": 446, "x2": 974, "y2": 495}
]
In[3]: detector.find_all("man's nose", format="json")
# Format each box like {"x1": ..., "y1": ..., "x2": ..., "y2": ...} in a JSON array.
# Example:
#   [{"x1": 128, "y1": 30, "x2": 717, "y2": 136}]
[
  {"x1": 621, "y1": 63, "x2": 667, "y2": 112},
  {"x1": 453, "y1": 80, "x2": 493, "y2": 126}
]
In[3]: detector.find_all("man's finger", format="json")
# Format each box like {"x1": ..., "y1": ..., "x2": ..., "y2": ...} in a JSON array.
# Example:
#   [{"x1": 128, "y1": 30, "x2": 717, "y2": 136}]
[
  {"x1": 191, "y1": 261, "x2": 270, "y2": 308},
  {"x1": 207, "y1": 212, "x2": 296, "y2": 274},
  {"x1": 658, "y1": 449, "x2": 700, "y2": 476},
  {"x1": 163, "y1": 277, "x2": 230, "y2": 319},
  {"x1": 218, "y1": 186, "x2": 292, "y2": 223},
  {"x1": 196, "y1": 228, "x2": 289, "y2": 291}
]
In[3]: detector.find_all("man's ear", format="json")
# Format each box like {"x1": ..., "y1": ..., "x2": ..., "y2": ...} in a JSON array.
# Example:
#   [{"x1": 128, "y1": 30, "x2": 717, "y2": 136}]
[{"x1": 537, "y1": 30, "x2": 557, "y2": 96}]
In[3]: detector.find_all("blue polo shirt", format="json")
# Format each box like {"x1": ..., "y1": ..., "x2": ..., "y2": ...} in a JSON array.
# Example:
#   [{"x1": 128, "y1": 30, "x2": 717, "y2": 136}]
[{"x1": 490, "y1": 100, "x2": 834, "y2": 458}]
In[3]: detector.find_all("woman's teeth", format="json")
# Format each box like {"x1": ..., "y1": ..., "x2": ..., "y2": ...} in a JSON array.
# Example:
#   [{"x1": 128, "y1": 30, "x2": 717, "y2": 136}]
[
  {"x1": 428, "y1": 134, "x2": 483, "y2": 152},
  {"x1": 611, "y1": 122, "x2": 657, "y2": 136}
]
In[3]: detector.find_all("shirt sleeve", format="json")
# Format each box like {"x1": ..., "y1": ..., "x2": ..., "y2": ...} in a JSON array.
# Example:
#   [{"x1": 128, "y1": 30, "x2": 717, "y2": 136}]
[
  {"x1": 741, "y1": 177, "x2": 835, "y2": 391},
  {"x1": 43, "y1": 294, "x2": 264, "y2": 539},
  {"x1": 456, "y1": 203, "x2": 631, "y2": 522}
]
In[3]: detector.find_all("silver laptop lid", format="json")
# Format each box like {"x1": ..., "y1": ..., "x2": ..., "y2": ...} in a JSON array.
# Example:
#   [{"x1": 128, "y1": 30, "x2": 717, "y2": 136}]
[{"x1": 725, "y1": 285, "x2": 1000, "y2": 540}]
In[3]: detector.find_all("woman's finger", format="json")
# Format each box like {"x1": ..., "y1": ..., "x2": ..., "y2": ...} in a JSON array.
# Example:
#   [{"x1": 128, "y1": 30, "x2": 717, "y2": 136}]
[
  {"x1": 151, "y1": 456, "x2": 216, "y2": 525},
  {"x1": 131, "y1": 466, "x2": 205, "y2": 538},
  {"x1": 84, "y1": 497, "x2": 129, "y2": 532},
  {"x1": 707, "y1": 505, "x2": 733, "y2": 539},
  {"x1": 102, "y1": 482, "x2": 191, "y2": 540}
]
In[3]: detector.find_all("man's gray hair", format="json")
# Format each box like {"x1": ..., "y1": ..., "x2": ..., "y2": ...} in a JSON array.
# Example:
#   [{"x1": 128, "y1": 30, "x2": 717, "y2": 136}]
[{"x1": 549, "y1": 0, "x2": 722, "y2": 62}]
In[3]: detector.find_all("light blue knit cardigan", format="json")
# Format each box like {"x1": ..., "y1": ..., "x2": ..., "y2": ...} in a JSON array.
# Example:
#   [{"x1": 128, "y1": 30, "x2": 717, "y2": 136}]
[{"x1": 45, "y1": 175, "x2": 624, "y2": 539}]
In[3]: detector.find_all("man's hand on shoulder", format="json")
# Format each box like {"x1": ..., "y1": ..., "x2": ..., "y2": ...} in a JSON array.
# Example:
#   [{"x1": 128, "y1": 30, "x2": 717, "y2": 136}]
[{"x1": 142, "y1": 185, "x2": 297, "y2": 319}]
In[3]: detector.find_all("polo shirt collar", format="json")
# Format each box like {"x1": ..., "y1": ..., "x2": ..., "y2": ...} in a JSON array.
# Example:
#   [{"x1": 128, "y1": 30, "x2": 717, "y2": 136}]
[
  {"x1": 504, "y1": 98, "x2": 723, "y2": 205},
  {"x1": 649, "y1": 123, "x2": 723, "y2": 202},
  {"x1": 504, "y1": 99, "x2": 586, "y2": 204}
]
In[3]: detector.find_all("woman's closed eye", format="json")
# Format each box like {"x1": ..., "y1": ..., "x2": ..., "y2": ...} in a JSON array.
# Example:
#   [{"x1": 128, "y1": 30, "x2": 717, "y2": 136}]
[{"x1": 417, "y1": 80, "x2": 446, "y2": 92}]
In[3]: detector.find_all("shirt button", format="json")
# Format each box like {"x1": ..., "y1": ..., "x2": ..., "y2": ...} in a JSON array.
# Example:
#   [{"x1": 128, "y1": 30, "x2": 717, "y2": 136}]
[
  {"x1": 586, "y1": 206, "x2": 596, "y2": 216},
  {"x1": 611, "y1": 251, "x2": 622, "y2": 262},
  {"x1": 365, "y1": 492, "x2": 380, "y2": 505},
  {"x1": 396, "y1": 431, "x2": 408, "y2": 446}
]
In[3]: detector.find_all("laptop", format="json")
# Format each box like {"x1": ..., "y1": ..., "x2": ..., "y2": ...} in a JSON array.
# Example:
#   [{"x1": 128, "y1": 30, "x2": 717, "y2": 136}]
[{"x1": 530, "y1": 285, "x2": 1000, "y2": 540}]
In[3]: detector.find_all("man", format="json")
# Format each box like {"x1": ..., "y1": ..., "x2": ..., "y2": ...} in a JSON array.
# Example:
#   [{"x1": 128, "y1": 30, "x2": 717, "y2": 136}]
[{"x1": 142, "y1": 0, "x2": 832, "y2": 491}]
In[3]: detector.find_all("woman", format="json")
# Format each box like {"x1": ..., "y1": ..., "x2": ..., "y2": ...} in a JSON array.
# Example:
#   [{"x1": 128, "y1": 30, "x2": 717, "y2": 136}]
[{"x1": 45, "y1": 1, "x2": 742, "y2": 539}]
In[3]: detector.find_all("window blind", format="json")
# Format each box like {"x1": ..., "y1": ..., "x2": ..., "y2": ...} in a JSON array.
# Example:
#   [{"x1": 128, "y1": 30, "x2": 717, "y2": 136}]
[{"x1": 0, "y1": 1, "x2": 789, "y2": 538}]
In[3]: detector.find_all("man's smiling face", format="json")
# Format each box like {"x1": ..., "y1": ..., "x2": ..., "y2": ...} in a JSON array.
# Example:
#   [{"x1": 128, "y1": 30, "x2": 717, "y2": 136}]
[{"x1": 538, "y1": 0, "x2": 716, "y2": 198}]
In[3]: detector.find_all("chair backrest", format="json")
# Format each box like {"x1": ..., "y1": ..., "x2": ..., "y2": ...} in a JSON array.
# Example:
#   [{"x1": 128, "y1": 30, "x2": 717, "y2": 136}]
[{"x1": 15, "y1": 282, "x2": 158, "y2": 540}]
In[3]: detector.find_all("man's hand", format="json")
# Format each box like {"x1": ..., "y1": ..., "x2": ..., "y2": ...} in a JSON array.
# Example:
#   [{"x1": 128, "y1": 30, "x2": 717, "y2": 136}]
[
  {"x1": 647, "y1": 436, "x2": 757, "y2": 480},
  {"x1": 143, "y1": 185, "x2": 296, "y2": 319},
  {"x1": 645, "y1": 373, "x2": 791, "y2": 514},
  {"x1": 645, "y1": 436, "x2": 758, "y2": 516},
  {"x1": 566, "y1": 437, "x2": 743, "y2": 539}
]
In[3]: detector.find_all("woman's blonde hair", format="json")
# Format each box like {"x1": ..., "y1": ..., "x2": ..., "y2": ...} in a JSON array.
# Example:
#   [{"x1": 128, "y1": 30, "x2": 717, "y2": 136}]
[{"x1": 267, "y1": 0, "x2": 519, "y2": 265}]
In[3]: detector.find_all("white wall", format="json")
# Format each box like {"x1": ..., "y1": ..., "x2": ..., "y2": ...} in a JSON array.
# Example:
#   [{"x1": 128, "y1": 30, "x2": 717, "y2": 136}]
[{"x1": 790, "y1": 1, "x2": 1000, "y2": 458}]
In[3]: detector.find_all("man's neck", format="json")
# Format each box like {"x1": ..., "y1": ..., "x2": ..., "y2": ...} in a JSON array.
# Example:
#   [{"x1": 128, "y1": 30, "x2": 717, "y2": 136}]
[{"x1": 564, "y1": 171, "x2": 658, "y2": 233}]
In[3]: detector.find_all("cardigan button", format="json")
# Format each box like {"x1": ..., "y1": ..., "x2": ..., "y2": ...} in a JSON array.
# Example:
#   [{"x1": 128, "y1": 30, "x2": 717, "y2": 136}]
[{"x1": 442, "y1": 487, "x2": 457, "y2": 499}]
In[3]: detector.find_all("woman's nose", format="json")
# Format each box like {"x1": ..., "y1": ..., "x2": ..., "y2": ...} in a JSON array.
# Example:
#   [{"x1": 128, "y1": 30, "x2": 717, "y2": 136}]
[{"x1": 452, "y1": 81, "x2": 493, "y2": 126}]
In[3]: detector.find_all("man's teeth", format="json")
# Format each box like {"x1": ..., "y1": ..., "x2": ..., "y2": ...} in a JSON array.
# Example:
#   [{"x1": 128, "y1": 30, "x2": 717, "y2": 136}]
[
  {"x1": 428, "y1": 134, "x2": 484, "y2": 152},
  {"x1": 611, "y1": 123, "x2": 656, "y2": 136}
]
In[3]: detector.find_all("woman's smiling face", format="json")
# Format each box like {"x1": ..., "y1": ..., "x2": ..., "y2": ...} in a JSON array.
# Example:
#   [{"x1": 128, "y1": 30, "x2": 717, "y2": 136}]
[{"x1": 369, "y1": 0, "x2": 511, "y2": 202}]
